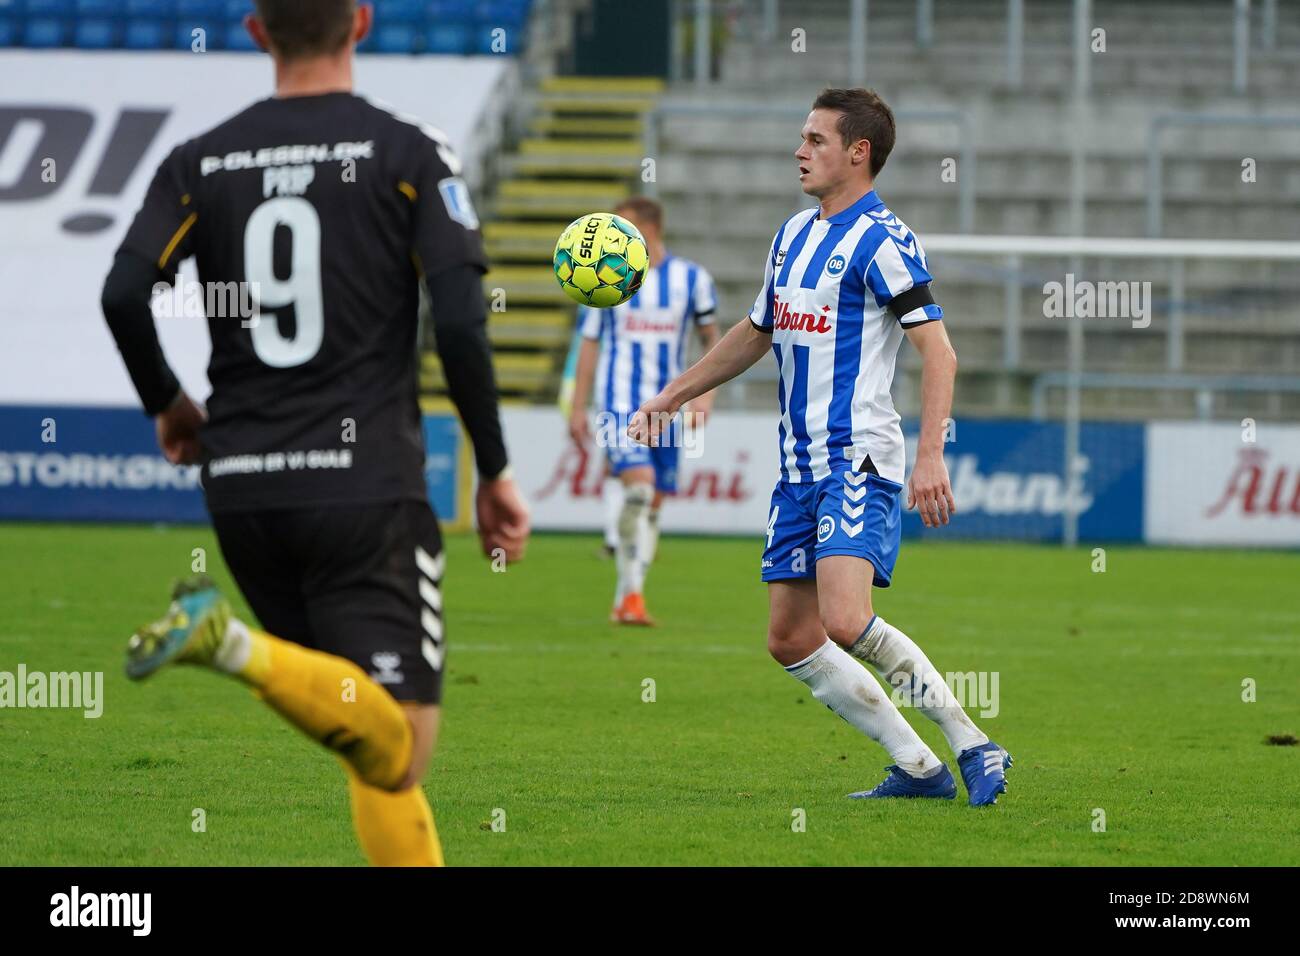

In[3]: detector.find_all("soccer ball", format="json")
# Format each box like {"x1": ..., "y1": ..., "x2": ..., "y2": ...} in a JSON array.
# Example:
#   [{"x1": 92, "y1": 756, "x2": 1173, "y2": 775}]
[{"x1": 552, "y1": 212, "x2": 648, "y2": 308}]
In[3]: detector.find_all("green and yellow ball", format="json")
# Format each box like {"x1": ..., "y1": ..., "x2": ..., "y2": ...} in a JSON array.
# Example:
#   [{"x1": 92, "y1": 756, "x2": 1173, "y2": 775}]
[{"x1": 553, "y1": 212, "x2": 649, "y2": 308}]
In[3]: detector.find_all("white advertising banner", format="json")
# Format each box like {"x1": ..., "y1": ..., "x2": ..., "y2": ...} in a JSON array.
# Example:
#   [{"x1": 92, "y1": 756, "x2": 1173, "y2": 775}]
[
  {"x1": 1145, "y1": 421, "x2": 1300, "y2": 547},
  {"x1": 502, "y1": 406, "x2": 780, "y2": 536},
  {"x1": 0, "y1": 51, "x2": 506, "y2": 407}
]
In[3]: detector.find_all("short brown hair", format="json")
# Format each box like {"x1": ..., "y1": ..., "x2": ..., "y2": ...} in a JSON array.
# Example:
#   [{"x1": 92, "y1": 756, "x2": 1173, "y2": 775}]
[
  {"x1": 811, "y1": 88, "x2": 896, "y2": 178},
  {"x1": 254, "y1": 0, "x2": 356, "y2": 61},
  {"x1": 613, "y1": 196, "x2": 663, "y2": 230}
]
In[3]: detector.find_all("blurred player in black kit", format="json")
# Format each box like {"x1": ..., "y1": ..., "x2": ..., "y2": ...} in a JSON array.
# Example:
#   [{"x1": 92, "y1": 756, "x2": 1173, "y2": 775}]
[{"x1": 101, "y1": 0, "x2": 529, "y2": 866}]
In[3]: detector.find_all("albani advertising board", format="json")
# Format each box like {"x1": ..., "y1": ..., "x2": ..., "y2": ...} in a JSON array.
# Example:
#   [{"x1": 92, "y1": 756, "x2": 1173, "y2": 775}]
[
  {"x1": 501, "y1": 408, "x2": 1151, "y2": 543},
  {"x1": 6, "y1": 400, "x2": 1299, "y2": 550},
  {"x1": 1144, "y1": 422, "x2": 1300, "y2": 547},
  {"x1": 503, "y1": 406, "x2": 774, "y2": 536}
]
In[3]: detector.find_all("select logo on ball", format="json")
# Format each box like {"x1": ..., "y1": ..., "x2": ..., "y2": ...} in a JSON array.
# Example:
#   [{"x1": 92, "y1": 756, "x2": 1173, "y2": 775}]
[{"x1": 553, "y1": 212, "x2": 649, "y2": 308}]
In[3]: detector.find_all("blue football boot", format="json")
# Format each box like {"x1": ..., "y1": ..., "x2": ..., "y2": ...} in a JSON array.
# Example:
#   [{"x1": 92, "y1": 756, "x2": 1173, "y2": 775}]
[
  {"x1": 958, "y1": 741, "x2": 1013, "y2": 806},
  {"x1": 848, "y1": 764, "x2": 958, "y2": 799},
  {"x1": 125, "y1": 575, "x2": 231, "y2": 680}
]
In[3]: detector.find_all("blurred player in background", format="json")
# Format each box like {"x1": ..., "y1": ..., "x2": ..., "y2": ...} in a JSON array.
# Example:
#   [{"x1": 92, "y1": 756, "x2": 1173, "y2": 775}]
[
  {"x1": 630, "y1": 89, "x2": 1012, "y2": 804},
  {"x1": 558, "y1": 319, "x2": 622, "y2": 558},
  {"x1": 101, "y1": 0, "x2": 529, "y2": 865},
  {"x1": 568, "y1": 197, "x2": 719, "y2": 624}
]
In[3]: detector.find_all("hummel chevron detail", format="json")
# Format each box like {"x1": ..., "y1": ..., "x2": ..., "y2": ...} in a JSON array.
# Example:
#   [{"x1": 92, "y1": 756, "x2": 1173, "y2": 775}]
[
  {"x1": 842, "y1": 501, "x2": 865, "y2": 519},
  {"x1": 418, "y1": 577, "x2": 441, "y2": 613},
  {"x1": 869, "y1": 211, "x2": 922, "y2": 260},
  {"x1": 421, "y1": 608, "x2": 442, "y2": 641},
  {"x1": 840, "y1": 519, "x2": 864, "y2": 537},
  {"x1": 844, "y1": 484, "x2": 867, "y2": 501},
  {"x1": 844, "y1": 472, "x2": 869, "y2": 486},
  {"x1": 415, "y1": 546, "x2": 444, "y2": 582},
  {"x1": 416, "y1": 546, "x2": 445, "y2": 669}
]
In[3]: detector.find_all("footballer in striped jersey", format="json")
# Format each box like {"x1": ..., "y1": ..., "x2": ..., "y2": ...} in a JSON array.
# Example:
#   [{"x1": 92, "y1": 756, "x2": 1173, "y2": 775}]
[
  {"x1": 569, "y1": 198, "x2": 720, "y2": 625},
  {"x1": 629, "y1": 89, "x2": 1012, "y2": 804}
]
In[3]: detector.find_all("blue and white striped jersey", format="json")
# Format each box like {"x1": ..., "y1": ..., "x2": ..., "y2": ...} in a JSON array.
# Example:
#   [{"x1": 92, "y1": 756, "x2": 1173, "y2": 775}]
[
  {"x1": 580, "y1": 253, "x2": 717, "y2": 417},
  {"x1": 748, "y1": 189, "x2": 943, "y2": 485}
]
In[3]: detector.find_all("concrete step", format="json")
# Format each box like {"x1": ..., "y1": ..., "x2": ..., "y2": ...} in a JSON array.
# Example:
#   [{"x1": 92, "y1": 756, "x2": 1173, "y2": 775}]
[
  {"x1": 491, "y1": 184, "x2": 636, "y2": 220},
  {"x1": 423, "y1": 350, "x2": 558, "y2": 398},
  {"x1": 666, "y1": 233, "x2": 1298, "y2": 286},
  {"x1": 506, "y1": 153, "x2": 643, "y2": 178},
  {"x1": 483, "y1": 266, "x2": 573, "y2": 306},
  {"x1": 708, "y1": 367, "x2": 1300, "y2": 423},
  {"x1": 541, "y1": 76, "x2": 666, "y2": 95},
  {"x1": 483, "y1": 220, "x2": 570, "y2": 260},
  {"x1": 654, "y1": 192, "x2": 1300, "y2": 241},
  {"x1": 520, "y1": 137, "x2": 643, "y2": 156},
  {"x1": 493, "y1": 198, "x2": 627, "y2": 220},
  {"x1": 529, "y1": 115, "x2": 645, "y2": 136},
  {"x1": 716, "y1": 43, "x2": 1300, "y2": 93},
  {"x1": 656, "y1": 85, "x2": 1300, "y2": 134},
  {"x1": 654, "y1": 106, "x2": 1300, "y2": 158},
  {"x1": 486, "y1": 307, "x2": 574, "y2": 349},
  {"x1": 690, "y1": 340, "x2": 1294, "y2": 417},
  {"x1": 727, "y1": 0, "x2": 1300, "y2": 52},
  {"x1": 536, "y1": 94, "x2": 659, "y2": 115},
  {"x1": 499, "y1": 179, "x2": 630, "y2": 198},
  {"x1": 651, "y1": 153, "x2": 1300, "y2": 203}
]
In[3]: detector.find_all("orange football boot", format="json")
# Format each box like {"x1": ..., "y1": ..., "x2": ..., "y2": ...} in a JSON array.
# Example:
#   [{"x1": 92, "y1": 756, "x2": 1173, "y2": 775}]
[{"x1": 612, "y1": 592, "x2": 655, "y2": 626}]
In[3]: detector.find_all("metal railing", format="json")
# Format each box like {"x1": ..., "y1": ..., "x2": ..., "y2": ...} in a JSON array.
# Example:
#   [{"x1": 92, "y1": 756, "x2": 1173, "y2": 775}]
[
  {"x1": 678, "y1": 0, "x2": 1280, "y2": 95},
  {"x1": 1146, "y1": 112, "x2": 1300, "y2": 238},
  {"x1": 712, "y1": 232, "x2": 1298, "y2": 545},
  {"x1": 1031, "y1": 372, "x2": 1300, "y2": 421},
  {"x1": 921, "y1": 233, "x2": 1300, "y2": 373},
  {"x1": 917, "y1": 233, "x2": 1300, "y2": 545},
  {"x1": 642, "y1": 102, "x2": 976, "y2": 233}
]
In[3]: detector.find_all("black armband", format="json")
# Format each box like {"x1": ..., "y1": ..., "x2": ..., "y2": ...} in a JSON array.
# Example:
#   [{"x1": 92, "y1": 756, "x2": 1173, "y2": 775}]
[{"x1": 888, "y1": 284, "x2": 938, "y2": 325}]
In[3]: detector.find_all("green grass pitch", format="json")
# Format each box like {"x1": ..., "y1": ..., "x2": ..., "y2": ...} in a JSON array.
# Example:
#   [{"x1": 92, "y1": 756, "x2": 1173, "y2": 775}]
[{"x1": 1, "y1": 522, "x2": 1296, "y2": 866}]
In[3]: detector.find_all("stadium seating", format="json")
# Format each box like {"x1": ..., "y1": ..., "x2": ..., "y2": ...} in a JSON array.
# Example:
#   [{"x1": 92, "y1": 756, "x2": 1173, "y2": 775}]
[
  {"x1": 27, "y1": 1, "x2": 75, "y2": 14},
  {"x1": 374, "y1": 22, "x2": 419, "y2": 54},
  {"x1": 122, "y1": 17, "x2": 164, "y2": 48},
  {"x1": 457, "y1": 0, "x2": 1298, "y2": 416},
  {"x1": 426, "y1": 21, "x2": 471, "y2": 55},
  {"x1": 24, "y1": 17, "x2": 70, "y2": 48},
  {"x1": 648, "y1": 0, "x2": 1300, "y2": 420},
  {"x1": 222, "y1": 17, "x2": 253, "y2": 50},
  {"x1": 72, "y1": 15, "x2": 115, "y2": 46},
  {"x1": 0, "y1": 0, "x2": 533, "y2": 53},
  {"x1": 472, "y1": 75, "x2": 666, "y2": 400}
]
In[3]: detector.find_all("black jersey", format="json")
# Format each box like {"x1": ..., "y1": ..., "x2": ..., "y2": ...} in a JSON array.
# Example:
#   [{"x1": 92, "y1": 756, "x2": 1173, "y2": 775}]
[{"x1": 118, "y1": 92, "x2": 487, "y2": 513}]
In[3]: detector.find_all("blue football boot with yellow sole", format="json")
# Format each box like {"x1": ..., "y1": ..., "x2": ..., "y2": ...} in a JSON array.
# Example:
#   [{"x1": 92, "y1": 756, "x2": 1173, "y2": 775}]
[{"x1": 125, "y1": 575, "x2": 231, "y2": 680}]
